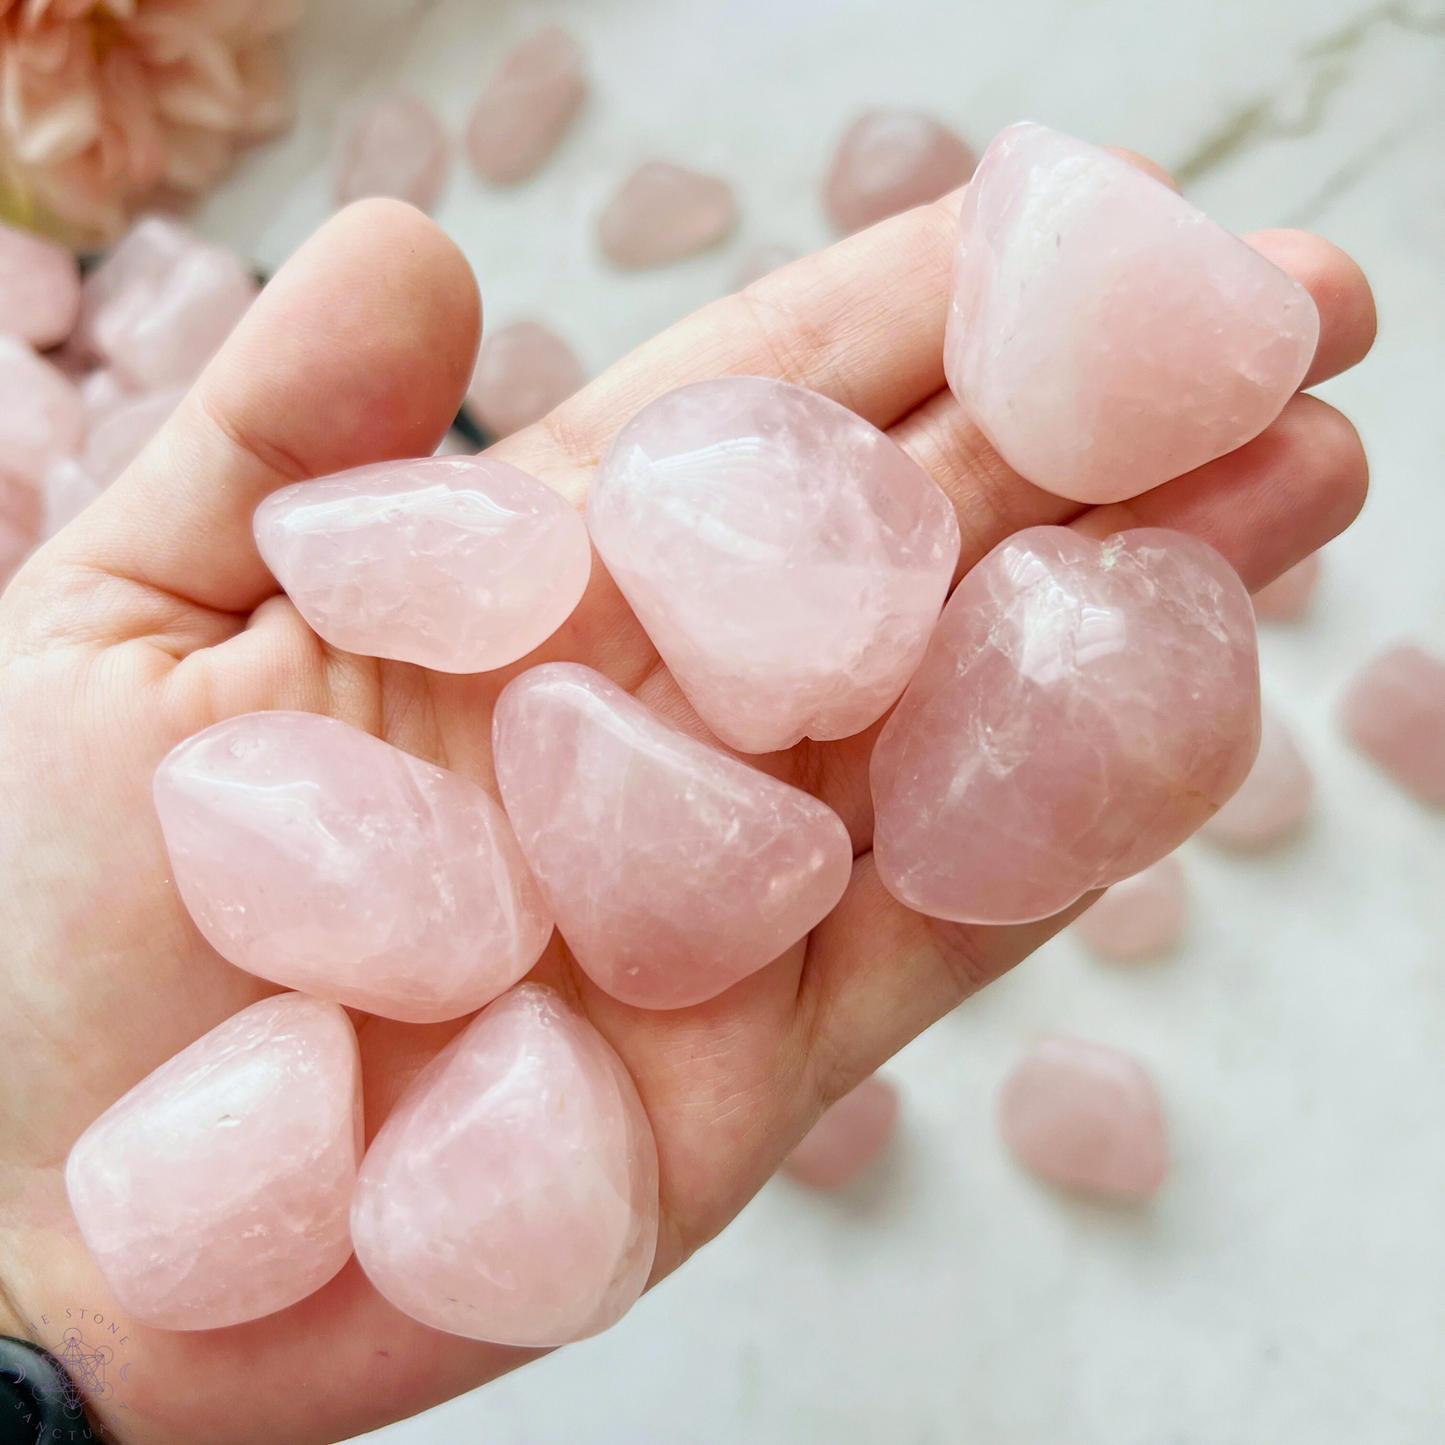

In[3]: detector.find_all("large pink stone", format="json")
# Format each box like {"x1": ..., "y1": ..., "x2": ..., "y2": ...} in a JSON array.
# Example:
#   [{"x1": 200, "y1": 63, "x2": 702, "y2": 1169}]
[
  {"x1": 588, "y1": 376, "x2": 961, "y2": 753},
  {"x1": 0, "y1": 336, "x2": 83, "y2": 488},
  {"x1": 1073, "y1": 855, "x2": 1186, "y2": 962},
  {"x1": 0, "y1": 220, "x2": 81, "y2": 347},
  {"x1": 351, "y1": 984, "x2": 658, "y2": 1346},
  {"x1": 782, "y1": 1075, "x2": 899, "y2": 1190},
  {"x1": 999, "y1": 1037, "x2": 1167, "y2": 1200},
  {"x1": 71, "y1": 217, "x2": 193, "y2": 361},
  {"x1": 945, "y1": 123, "x2": 1319, "y2": 504},
  {"x1": 598, "y1": 162, "x2": 737, "y2": 268},
  {"x1": 1199, "y1": 706, "x2": 1312, "y2": 848},
  {"x1": 81, "y1": 388, "x2": 184, "y2": 487},
  {"x1": 466, "y1": 321, "x2": 586, "y2": 439},
  {"x1": 493, "y1": 664, "x2": 853, "y2": 1009},
  {"x1": 66, "y1": 993, "x2": 361, "y2": 1330},
  {"x1": 154, "y1": 711, "x2": 552, "y2": 1023},
  {"x1": 1340, "y1": 645, "x2": 1445, "y2": 806},
  {"x1": 254, "y1": 456, "x2": 591, "y2": 674},
  {"x1": 1252, "y1": 552, "x2": 1322, "y2": 622},
  {"x1": 336, "y1": 93, "x2": 450, "y2": 211},
  {"x1": 871, "y1": 527, "x2": 1259, "y2": 924},
  {"x1": 825, "y1": 110, "x2": 975, "y2": 234},
  {"x1": 466, "y1": 27, "x2": 586, "y2": 184}
]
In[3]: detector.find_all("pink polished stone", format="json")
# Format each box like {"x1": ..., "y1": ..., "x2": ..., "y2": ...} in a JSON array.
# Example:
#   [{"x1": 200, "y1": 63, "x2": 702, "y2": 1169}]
[
  {"x1": 1073, "y1": 855, "x2": 1186, "y2": 962},
  {"x1": 71, "y1": 216, "x2": 193, "y2": 361},
  {"x1": 154, "y1": 712, "x2": 552, "y2": 1023},
  {"x1": 1253, "y1": 552, "x2": 1322, "y2": 622},
  {"x1": 0, "y1": 336, "x2": 83, "y2": 488},
  {"x1": 466, "y1": 321, "x2": 586, "y2": 439},
  {"x1": 352, "y1": 984, "x2": 658, "y2": 1346},
  {"x1": 467, "y1": 27, "x2": 586, "y2": 183},
  {"x1": 0, "y1": 221, "x2": 81, "y2": 347},
  {"x1": 254, "y1": 456, "x2": 591, "y2": 673},
  {"x1": 871, "y1": 527, "x2": 1259, "y2": 924},
  {"x1": 0, "y1": 472, "x2": 42, "y2": 587},
  {"x1": 66, "y1": 993, "x2": 361, "y2": 1330},
  {"x1": 588, "y1": 376, "x2": 961, "y2": 753},
  {"x1": 336, "y1": 93, "x2": 450, "y2": 211},
  {"x1": 77, "y1": 367, "x2": 135, "y2": 421},
  {"x1": 782, "y1": 1075, "x2": 899, "y2": 1190},
  {"x1": 826, "y1": 110, "x2": 975, "y2": 234},
  {"x1": 598, "y1": 162, "x2": 737, "y2": 268},
  {"x1": 945, "y1": 123, "x2": 1319, "y2": 505},
  {"x1": 1200, "y1": 707, "x2": 1312, "y2": 848},
  {"x1": 1340, "y1": 644, "x2": 1445, "y2": 806},
  {"x1": 494, "y1": 664, "x2": 853, "y2": 1009},
  {"x1": 41, "y1": 457, "x2": 104, "y2": 538},
  {"x1": 731, "y1": 244, "x2": 797, "y2": 290},
  {"x1": 999, "y1": 1037, "x2": 1167, "y2": 1199},
  {"x1": 82, "y1": 388, "x2": 184, "y2": 487}
]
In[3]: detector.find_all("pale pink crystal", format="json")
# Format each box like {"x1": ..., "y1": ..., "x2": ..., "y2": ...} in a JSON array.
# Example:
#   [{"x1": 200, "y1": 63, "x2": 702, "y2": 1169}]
[
  {"x1": 782, "y1": 1075, "x2": 899, "y2": 1190},
  {"x1": 466, "y1": 321, "x2": 586, "y2": 439},
  {"x1": 871, "y1": 527, "x2": 1260, "y2": 924},
  {"x1": 1073, "y1": 855, "x2": 1186, "y2": 962},
  {"x1": 71, "y1": 217, "x2": 194, "y2": 361},
  {"x1": 493, "y1": 664, "x2": 853, "y2": 1009},
  {"x1": 351, "y1": 984, "x2": 658, "y2": 1346},
  {"x1": 0, "y1": 336, "x2": 83, "y2": 488},
  {"x1": 254, "y1": 457, "x2": 591, "y2": 674},
  {"x1": 999, "y1": 1037, "x2": 1167, "y2": 1199},
  {"x1": 1200, "y1": 707, "x2": 1312, "y2": 848},
  {"x1": 466, "y1": 27, "x2": 586, "y2": 183},
  {"x1": 1340, "y1": 645, "x2": 1445, "y2": 806},
  {"x1": 154, "y1": 712, "x2": 553, "y2": 1023},
  {"x1": 587, "y1": 376, "x2": 961, "y2": 754},
  {"x1": 945, "y1": 123, "x2": 1319, "y2": 504},
  {"x1": 77, "y1": 367, "x2": 135, "y2": 421},
  {"x1": 335, "y1": 93, "x2": 450, "y2": 211},
  {"x1": 82, "y1": 389, "x2": 184, "y2": 487},
  {"x1": 598, "y1": 162, "x2": 737, "y2": 268},
  {"x1": 0, "y1": 221, "x2": 81, "y2": 347},
  {"x1": 825, "y1": 110, "x2": 975, "y2": 234},
  {"x1": 66, "y1": 994, "x2": 362, "y2": 1331},
  {"x1": 41, "y1": 457, "x2": 103, "y2": 538},
  {"x1": 1253, "y1": 552, "x2": 1322, "y2": 622},
  {"x1": 0, "y1": 472, "x2": 41, "y2": 587}
]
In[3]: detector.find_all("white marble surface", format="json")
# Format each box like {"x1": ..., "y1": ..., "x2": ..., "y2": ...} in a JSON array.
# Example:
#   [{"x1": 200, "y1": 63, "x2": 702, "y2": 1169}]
[{"x1": 193, "y1": 0, "x2": 1445, "y2": 1439}]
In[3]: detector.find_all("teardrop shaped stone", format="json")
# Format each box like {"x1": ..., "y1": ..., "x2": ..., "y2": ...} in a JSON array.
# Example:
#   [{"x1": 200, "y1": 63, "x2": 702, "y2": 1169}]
[
  {"x1": 467, "y1": 27, "x2": 586, "y2": 183},
  {"x1": 598, "y1": 162, "x2": 737, "y2": 267},
  {"x1": 782, "y1": 1075, "x2": 899, "y2": 1190},
  {"x1": 825, "y1": 110, "x2": 975, "y2": 234},
  {"x1": 1073, "y1": 855, "x2": 1187, "y2": 962}
]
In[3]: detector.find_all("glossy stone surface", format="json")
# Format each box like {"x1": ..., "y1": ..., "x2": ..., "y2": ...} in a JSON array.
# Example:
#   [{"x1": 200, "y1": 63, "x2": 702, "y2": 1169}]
[
  {"x1": 1073, "y1": 855, "x2": 1186, "y2": 962},
  {"x1": 871, "y1": 527, "x2": 1260, "y2": 924},
  {"x1": 825, "y1": 110, "x2": 975, "y2": 234},
  {"x1": 154, "y1": 711, "x2": 552, "y2": 1023},
  {"x1": 1200, "y1": 707, "x2": 1312, "y2": 848},
  {"x1": 0, "y1": 472, "x2": 41, "y2": 588},
  {"x1": 467, "y1": 27, "x2": 586, "y2": 183},
  {"x1": 0, "y1": 221, "x2": 81, "y2": 347},
  {"x1": 999, "y1": 1037, "x2": 1167, "y2": 1200},
  {"x1": 72, "y1": 217, "x2": 194, "y2": 361},
  {"x1": 493, "y1": 664, "x2": 853, "y2": 1009},
  {"x1": 588, "y1": 376, "x2": 961, "y2": 753},
  {"x1": 1253, "y1": 552, "x2": 1322, "y2": 622},
  {"x1": 0, "y1": 336, "x2": 83, "y2": 488},
  {"x1": 336, "y1": 93, "x2": 450, "y2": 211},
  {"x1": 82, "y1": 389, "x2": 184, "y2": 487},
  {"x1": 466, "y1": 321, "x2": 586, "y2": 438},
  {"x1": 66, "y1": 994, "x2": 361, "y2": 1330},
  {"x1": 599, "y1": 162, "x2": 737, "y2": 267},
  {"x1": 731, "y1": 244, "x2": 797, "y2": 289},
  {"x1": 782, "y1": 1075, "x2": 899, "y2": 1190},
  {"x1": 945, "y1": 123, "x2": 1319, "y2": 504},
  {"x1": 351, "y1": 985, "x2": 658, "y2": 1346},
  {"x1": 254, "y1": 456, "x2": 591, "y2": 673},
  {"x1": 1340, "y1": 645, "x2": 1445, "y2": 806}
]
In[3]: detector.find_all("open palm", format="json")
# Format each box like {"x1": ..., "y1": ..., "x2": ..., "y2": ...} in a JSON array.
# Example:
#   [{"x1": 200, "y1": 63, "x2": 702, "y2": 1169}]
[{"x1": 0, "y1": 170, "x2": 1374, "y2": 1445}]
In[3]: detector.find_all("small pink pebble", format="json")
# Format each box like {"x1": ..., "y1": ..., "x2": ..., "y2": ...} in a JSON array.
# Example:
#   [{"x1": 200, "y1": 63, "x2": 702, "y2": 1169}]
[
  {"x1": 351, "y1": 984, "x2": 659, "y2": 1346},
  {"x1": 336, "y1": 93, "x2": 450, "y2": 211},
  {"x1": 81, "y1": 388, "x2": 184, "y2": 487},
  {"x1": 783, "y1": 1075, "x2": 899, "y2": 1190},
  {"x1": 66, "y1": 993, "x2": 362, "y2": 1330},
  {"x1": 154, "y1": 711, "x2": 553, "y2": 1023},
  {"x1": 0, "y1": 472, "x2": 42, "y2": 587},
  {"x1": 999, "y1": 1037, "x2": 1168, "y2": 1200},
  {"x1": 0, "y1": 337, "x2": 83, "y2": 488},
  {"x1": 255, "y1": 456, "x2": 591, "y2": 673},
  {"x1": 1252, "y1": 552, "x2": 1322, "y2": 622},
  {"x1": 825, "y1": 110, "x2": 975, "y2": 234},
  {"x1": 466, "y1": 321, "x2": 586, "y2": 438},
  {"x1": 1340, "y1": 644, "x2": 1445, "y2": 806},
  {"x1": 599, "y1": 161, "x2": 737, "y2": 268},
  {"x1": 0, "y1": 220, "x2": 81, "y2": 347},
  {"x1": 1073, "y1": 855, "x2": 1186, "y2": 962},
  {"x1": 1200, "y1": 707, "x2": 1312, "y2": 848},
  {"x1": 467, "y1": 27, "x2": 586, "y2": 183}
]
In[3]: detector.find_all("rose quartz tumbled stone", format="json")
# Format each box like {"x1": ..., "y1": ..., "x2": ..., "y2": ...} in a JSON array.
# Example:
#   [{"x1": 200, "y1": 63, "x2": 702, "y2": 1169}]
[
  {"x1": 0, "y1": 221, "x2": 81, "y2": 347},
  {"x1": 0, "y1": 472, "x2": 41, "y2": 588},
  {"x1": 1200, "y1": 707, "x2": 1312, "y2": 848},
  {"x1": 254, "y1": 456, "x2": 591, "y2": 673},
  {"x1": 467, "y1": 27, "x2": 586, "y2": 183},
  {"x1": 466, "y1": 321, "x2": 586, "y2": 439},
  {"x1": 945, "y1": 123, "x2": 1319, "y2": 504},
  {"x1": 1073, "y1": 855, "x2": 1186, "y2": 962},
  {"x1": 66, "y1": 993, "x2": 362, "y2": 1330},
  {"x1": 41, "y1": 457, "x2": 103, "y2": 538},
  {"x1": 1253, "y1": 552, "x2": 1322, "y2": 622},
  {"x1": 588, "y1": 376, "x2": 961, "y2": 753},
  {"x1": 154, "y1": 712, "x2": 552, "y2": 1023},
  {"x1": 82, "y1": 388, "x2": 184, "y2": 486},
  {"x1": 71, "y1": 217, "x2": 191, "y2": 361},
  {"x1": 0, "y1": 336, "x2": 83, "y2": 488},
  {"x1": 783, "y1": 1075, "x2": 899, "y2": 1190},
  {"x1": 599, "y1": 161, "x2": 737, "y2": 267},
  {"x1": 999, "y1": 1037, "x2": 1167, "y2": 1199},
  {"x1": 825, "y1": 110, "x2": 975, "y2": 234},
  {"x1": 493, "y1": 664, "x2": 853, "y2": 1009},
  {"x1": 1340, "y1": 644, "x2": 1445, "y2": 806},
  {"x1": 352, "y1": 984, "x2": 658, "y2": 1346},
  {"x1": 871, "y1": 527, "x2": 1259, "y2": 924},
  {"x1": 336, "y1": 93, "x2": 450, "y2": 211}
]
